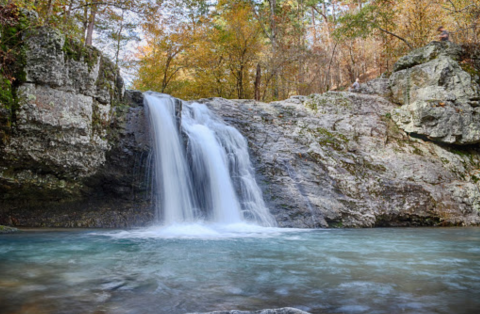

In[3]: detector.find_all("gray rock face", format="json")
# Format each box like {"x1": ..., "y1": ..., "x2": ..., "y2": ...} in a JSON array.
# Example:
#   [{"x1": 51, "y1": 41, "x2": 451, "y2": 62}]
[
  {"x1": 0, "y1": 26, "x2": 153, "y2": 228},
  {"x1": 390, "y1": 41, "x2": 480, "y2": 144},
  {"x1": 357, "y1": 78, "x2": 391, "y2": 98},
  {"x1": 188, "y1": 308, "x2": 311, "y2": 314},
  {"x1": 393, "y1": 41, "x2": 463, "y2": 72},
  {"x1": 2, "y1": 21, "x2": 479, "y2": 229},
  {"x1": 203, "y1": 91, "x2": 480, "y2": 227}
]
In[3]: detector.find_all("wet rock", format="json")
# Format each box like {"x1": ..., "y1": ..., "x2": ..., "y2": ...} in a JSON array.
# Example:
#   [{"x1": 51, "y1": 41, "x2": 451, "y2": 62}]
[{"x1": 124, "y1": 90, "x2": 145, "y2": 107}]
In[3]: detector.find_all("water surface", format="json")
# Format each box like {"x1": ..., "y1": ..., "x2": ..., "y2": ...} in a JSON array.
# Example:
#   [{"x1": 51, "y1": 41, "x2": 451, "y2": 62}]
[{"x1": 1, "y1": 226, "x2": 479, "y2": 314}]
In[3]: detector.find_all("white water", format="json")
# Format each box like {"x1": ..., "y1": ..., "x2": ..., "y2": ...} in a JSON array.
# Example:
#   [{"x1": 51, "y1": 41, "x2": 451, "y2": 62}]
[{"x1": 144, "y1": 92, "x2": 275, "y2": 229}]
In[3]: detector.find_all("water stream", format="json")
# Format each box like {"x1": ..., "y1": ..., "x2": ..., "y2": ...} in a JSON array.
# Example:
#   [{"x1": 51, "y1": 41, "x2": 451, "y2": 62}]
[
  {"x1": 1, "y1": 228, "x2": 479, "y2": 314},
  {"x1": 144, "y1": 92, "x2": 275, "y2": 227}
]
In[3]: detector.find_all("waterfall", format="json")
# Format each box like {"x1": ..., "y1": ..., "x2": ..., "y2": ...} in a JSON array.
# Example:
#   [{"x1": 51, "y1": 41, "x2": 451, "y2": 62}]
[{"x1": 144, "y1": 92, "x2": 275, "y2": 227}]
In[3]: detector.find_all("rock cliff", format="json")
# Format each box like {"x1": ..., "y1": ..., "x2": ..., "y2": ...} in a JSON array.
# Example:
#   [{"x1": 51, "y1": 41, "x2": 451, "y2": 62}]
[
  {"x1": 1, "y1": 15, "x2": 479, "y2": 229},
  {"x1": 0, "y1": 17, "x2": 153, "y2": 227},
  {"x1": 201, "y1": 42, "x2": 480, "y2": 228},
  {"x1": 391, "y1": 42, "x2": 480, "y2": 144}
]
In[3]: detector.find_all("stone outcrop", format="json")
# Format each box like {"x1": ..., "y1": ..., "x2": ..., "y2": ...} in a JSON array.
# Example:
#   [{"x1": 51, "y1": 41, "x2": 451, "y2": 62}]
[
  {"x1": 390, "y1": 41, "x2": 480, "y2": 144},
  {"x1": 188, "y1": 308, "x2": 310, "y2": 314},
  {"x1": 0, "y1": 22, "x2": 153, "y2": 227},
  {"x1": 203, "y1": 90, "x2": 480, "y2": 227}
]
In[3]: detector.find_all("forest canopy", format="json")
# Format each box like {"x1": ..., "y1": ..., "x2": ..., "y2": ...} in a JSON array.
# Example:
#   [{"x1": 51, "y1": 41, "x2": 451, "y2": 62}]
[{"x1": 2, "y1": 0, "x2": 480, "y2": 101}]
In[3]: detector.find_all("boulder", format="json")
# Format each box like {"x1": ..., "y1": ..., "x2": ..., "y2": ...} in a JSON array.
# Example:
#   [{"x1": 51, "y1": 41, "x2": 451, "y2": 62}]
[
  {"x1": 393, "y1": 41, "x2": 462, "y2": 72},
  {"x1": 357, "y1": 78, "x2": 391, "y2": 97},
  {"x1": 390, "y1": 41, "x2": 480, "y2": 144}
]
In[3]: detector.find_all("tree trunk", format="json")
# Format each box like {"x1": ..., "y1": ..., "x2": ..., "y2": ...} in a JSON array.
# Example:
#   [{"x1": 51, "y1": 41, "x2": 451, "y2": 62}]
[
  {"x1": 63, "y1": 0, "x2": 74, "y2": 31},
  {"x1": 115, "y1": 10, "x2": 126, "y2": 69},
  {"x1": 85, "y1": 4, "x2": 97, "y2": 46},
  {"x1": 268, "y1": 0, "x2": 277, "y2": 47},
  {"x1": 82, "y1": 3, "x2": 89, "y2": 43},
  {"x1": 46, "y1": 0, "x2": 54, "y2": 21},
  {"x1": 254, "y1": 63, "x2": 261, "y2": 101},
  {"x1": 238, "y1": 64, "x2": 244, "y2": 99},
  {"x1": 332, "y1": 0, "x2": 336, "y2": 24},
  {"x1": 311, "y1": 7, "x2": 316, "y2": 46},
  {"x1": 268, "y1": 0, "x2": 278, "y2": 99}
]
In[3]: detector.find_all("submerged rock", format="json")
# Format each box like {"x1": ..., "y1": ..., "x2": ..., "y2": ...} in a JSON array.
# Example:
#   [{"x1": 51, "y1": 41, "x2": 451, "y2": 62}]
[{"x1": 188, "y1": 307, "x2": 311, "y2": 314}]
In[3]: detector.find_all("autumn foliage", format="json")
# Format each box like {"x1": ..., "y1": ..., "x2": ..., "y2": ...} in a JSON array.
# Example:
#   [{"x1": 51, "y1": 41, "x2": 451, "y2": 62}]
[
  {"x1": 131, "y1": 0, "x2": 480, "y2": 101},
  {"x1": 2, "y1": 0, "x2": 480, "y2": 101}
]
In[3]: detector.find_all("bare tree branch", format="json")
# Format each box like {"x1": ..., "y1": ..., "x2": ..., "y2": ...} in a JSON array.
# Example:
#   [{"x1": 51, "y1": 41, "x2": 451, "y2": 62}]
[{"x1": 378, "y1": 27, "x2": 413, "y2": 49}]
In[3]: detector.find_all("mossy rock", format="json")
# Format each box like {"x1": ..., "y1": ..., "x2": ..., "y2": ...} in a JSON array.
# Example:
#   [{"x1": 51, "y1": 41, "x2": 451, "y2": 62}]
[
  {"x1": 63, "y1": 37, "x2": 101, "y2": 71},
  {"x1": 0, "y1": 8, "x2": 30, "y2": 136},
  {"x1": 0, "y1": 225, "x2": 18, "y2": 234}
]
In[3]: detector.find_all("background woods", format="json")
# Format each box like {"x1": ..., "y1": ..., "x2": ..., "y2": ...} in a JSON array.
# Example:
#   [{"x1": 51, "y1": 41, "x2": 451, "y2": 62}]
[
  {"x1": 134, "y1": 0, "x2": 480, "y2": 101},
  {"x1": 2, "y1": 0, "x2": 480, "y2": 101}
]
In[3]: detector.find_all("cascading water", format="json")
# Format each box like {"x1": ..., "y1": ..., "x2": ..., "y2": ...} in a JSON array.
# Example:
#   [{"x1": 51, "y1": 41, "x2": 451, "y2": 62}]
[{"x1": 144, "y1": 92, "x2": 275, "y2": 228}]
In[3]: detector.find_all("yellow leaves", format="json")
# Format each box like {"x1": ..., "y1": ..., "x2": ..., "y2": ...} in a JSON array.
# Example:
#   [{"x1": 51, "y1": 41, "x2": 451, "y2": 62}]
[
  {"x1": 394, "y1": 0, "x2": 445, "y2": 48},
  {"x1": 131, "y1": 0, "x2": 480, "y2": 102},
  {"x1": 133, "y1": 0, "x2": 263, "y2": 100}
]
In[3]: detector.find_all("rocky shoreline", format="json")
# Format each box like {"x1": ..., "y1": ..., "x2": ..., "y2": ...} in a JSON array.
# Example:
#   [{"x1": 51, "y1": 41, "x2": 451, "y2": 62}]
[{"x1": 0, "y1": 225, "x2": 18, "y2": 234}]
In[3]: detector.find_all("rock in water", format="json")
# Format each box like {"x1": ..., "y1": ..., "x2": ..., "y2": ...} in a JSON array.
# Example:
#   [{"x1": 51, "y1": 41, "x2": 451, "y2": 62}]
[
  {"x1": 0, "y1": 225, "x2": 18, "y2": 234},
  {"x1": 390, "y1": 41, "x2": 480, "y2": 144}
]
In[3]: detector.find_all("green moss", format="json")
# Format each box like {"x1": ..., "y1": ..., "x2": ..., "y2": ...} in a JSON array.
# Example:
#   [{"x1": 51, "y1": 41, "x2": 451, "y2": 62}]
[
  {"x1": 95, "y1": 56, "x2": 121, "y2": 104},
  {"x1": 62, "y1": 37, "x2": 100, "y2": 71},
  {"x1": 0, "y1": 11, "x2": 29, "y2": 83},
  {"x1": 314, "y1": 127, "x2": 349, "y2": 151},
  {"x1": 306, "y1": 93, "x2": 353, "y2": 112},
  {"x1": 329, "y1": 220, "x2": 343, "y2": 228},
  {"x1": 91, "y1": 102, "x2": 102, "y2": 137},
  {"x1": 0, "y1": 79, "x2": 15, "y2": 112},
  {"x1": 0, "y1": 8, "x2": 30, "y2": 134},
  {"x1": 460, "y1": 62, "x2": 480, "y2": 84},
  {"x1": 450, "y1": 148, "x2": 470, "y2": 157},
  {"x1": 412, "y1": 146, "x2": 423, "y2": 156},
  {"x1": 364, "y1": 161, "x2": 387, "y2": 173}
]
